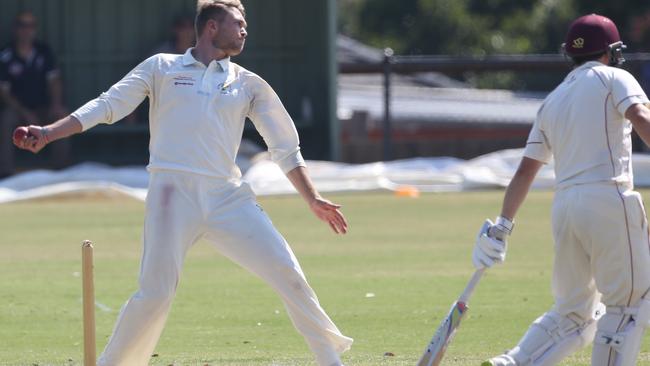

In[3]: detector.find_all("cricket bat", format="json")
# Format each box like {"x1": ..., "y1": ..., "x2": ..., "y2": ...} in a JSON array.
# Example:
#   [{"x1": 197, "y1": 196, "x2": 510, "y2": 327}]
[{"x1": 416, "y1": 268, "x2": 486, "y2": 366}]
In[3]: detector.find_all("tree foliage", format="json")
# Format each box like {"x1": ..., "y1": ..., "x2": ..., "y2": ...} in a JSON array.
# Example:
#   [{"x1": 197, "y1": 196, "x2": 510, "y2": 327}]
[{"x1": 338, "y1": 0, "x2": 650, "y2": 55}]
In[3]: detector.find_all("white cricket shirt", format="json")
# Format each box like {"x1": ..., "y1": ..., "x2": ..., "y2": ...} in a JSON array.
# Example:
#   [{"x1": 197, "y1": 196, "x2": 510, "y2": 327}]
[
  {"x1": 72, "y1": 48, "x2": 306, "y2": 181},
  {"x1": 524, "y1": 61, "x2": 649, "y2": 189}
]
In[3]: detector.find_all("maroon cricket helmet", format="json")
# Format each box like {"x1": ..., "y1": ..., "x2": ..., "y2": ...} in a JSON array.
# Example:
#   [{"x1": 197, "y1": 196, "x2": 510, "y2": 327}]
[{"x1": 563, "y1": 14, "x2": 626, "y2": 65}]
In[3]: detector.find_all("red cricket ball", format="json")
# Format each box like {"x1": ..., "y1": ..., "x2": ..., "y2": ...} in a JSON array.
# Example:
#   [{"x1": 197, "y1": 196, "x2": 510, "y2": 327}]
[{"x1": 13, "y1": 127, "x2": 29, "y2": 142}]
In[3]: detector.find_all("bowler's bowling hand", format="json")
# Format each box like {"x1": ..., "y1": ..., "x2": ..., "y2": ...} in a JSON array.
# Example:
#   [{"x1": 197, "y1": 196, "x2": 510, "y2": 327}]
[
  {"x1": 309, "y1": 197, "x2": 348, "y2": 234},
  {"x1": 13, "y1": 125, "x2": 49, "y2": 153}
]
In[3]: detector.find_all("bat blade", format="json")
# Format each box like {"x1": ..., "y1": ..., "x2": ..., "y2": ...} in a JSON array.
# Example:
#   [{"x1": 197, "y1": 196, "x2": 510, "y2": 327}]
[
  {"x1": 416, "y1": 268, "x2": 484, "y2": 366},
  {"x1": 416, "y1": 301, "x2": 468, "y2": 366}
]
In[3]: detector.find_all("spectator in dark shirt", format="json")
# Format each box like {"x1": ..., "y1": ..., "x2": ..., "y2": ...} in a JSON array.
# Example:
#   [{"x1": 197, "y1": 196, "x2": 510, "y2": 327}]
[{"x1": 0, "y1": 11, "x2": 68, "y2": 177}]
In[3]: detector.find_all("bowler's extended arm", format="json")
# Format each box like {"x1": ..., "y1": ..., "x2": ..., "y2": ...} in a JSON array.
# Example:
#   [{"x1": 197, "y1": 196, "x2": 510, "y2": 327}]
[{"x1": 13, "y1": 55, "x2": 155, "y2": 153}]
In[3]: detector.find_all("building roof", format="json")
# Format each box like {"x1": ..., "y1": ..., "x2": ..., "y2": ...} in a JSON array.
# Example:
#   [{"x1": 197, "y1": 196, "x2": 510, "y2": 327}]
[
  {"x1": 337, "y1": 71, "x2": 545, "y2": 126},
  {"x1": 337, "y1": 34, "x2": 468, "y2": 89},
  {"x1": 337, "y1": 35, "x2": 546, "y2": 126}
]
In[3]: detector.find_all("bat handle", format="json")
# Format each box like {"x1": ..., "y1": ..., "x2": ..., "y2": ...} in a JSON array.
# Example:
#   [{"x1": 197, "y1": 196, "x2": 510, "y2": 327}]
[{"x1": 458, "y1": 268, "x2": 485, "y2": 304}]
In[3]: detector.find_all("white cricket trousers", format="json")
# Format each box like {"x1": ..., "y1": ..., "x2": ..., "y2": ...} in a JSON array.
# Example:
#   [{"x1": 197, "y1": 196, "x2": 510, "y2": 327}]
[
  {"x1": 97, "y1": 170, "x2": 353, "y2": 366},
  {"x1": 551, "y1": 183, "x2": 650, "y2": 320}
]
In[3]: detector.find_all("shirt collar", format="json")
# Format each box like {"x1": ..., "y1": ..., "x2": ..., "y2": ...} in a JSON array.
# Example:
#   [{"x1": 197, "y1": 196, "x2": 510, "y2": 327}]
[
  {"x1": 182, "y1": 48, "x2": 230, "y2": 72},
  {"x1": 182, "y1": 48, "x2": 199, "y2": 66},
  {"x1": 576, "y1": 60, "x2": 605, "y2": 70},
  {"x1": 566, "y1": 61, "x2": 605, "y2": 80},
  {"x1": 215, "y1": 57, "x2": 230, "y2": 72}
]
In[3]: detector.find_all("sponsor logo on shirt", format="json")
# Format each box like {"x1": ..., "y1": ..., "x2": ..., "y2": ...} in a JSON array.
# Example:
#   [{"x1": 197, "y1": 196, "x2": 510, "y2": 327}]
[
  {"x1": 218, "y1": 82, "x2": 237, "y2": 96},
  {"x1": 173, "y1": 75, "x2": 195, "y2": 86}
]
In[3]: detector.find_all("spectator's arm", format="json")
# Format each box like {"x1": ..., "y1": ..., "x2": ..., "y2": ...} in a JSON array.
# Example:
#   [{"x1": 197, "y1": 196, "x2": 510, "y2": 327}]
[
  {"x1": 42, "y1": 44, "x2": 66, "y2": 118},
  {"x1": 0, "y1": 85, "x2": 38, "y2": 123},
  {"x1": 47, "y1": 73, "x2": 67, "y2": 118}
]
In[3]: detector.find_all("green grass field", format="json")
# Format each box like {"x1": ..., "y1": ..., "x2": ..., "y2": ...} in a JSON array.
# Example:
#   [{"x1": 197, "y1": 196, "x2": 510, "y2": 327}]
[{"x1": 2, "y1": 190, "x2": 650, "y2": 366}]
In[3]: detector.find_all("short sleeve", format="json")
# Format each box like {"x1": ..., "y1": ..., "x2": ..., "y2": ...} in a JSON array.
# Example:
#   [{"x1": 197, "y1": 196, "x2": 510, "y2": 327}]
[
  {"x1": 523, "y1": 107, "x2": 552, "y2": 164},
  {"x1": 41, "y1": 44, "x2": 59, "y2": 78},
  {"x1": 612, "y1": 69, "x2": 650, "y2": 116}
]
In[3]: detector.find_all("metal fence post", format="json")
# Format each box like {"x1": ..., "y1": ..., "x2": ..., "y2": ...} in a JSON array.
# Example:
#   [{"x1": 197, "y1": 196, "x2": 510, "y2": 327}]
[{"x1": 383, "y1": 47, "x2": 394, "y2": 161}]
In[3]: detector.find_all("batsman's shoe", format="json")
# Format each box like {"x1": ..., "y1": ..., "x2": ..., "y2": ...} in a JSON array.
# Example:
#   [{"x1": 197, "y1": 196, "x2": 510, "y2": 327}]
[{"x1": 481, "y1": 355, "x2": 516, "y2": 366}]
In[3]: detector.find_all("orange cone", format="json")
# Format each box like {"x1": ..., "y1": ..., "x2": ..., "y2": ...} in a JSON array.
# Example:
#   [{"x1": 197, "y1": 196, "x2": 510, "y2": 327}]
[{"x1": 394, "y1": 185, "x2": 420, "y2": 198}]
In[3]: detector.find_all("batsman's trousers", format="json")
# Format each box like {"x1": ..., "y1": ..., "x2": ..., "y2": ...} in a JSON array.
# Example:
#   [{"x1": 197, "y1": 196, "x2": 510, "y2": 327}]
[
  {"x1": 551, "y1": 182, "x2": 650, "y2": 321},
  {"x1": 97, "y1": 170, "x2": 353, "y2": 366}
]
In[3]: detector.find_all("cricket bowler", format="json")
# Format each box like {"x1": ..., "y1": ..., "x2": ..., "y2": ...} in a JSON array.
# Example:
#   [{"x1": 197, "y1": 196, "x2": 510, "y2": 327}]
[
  {"x1": 13, "y1": 1, "x2": 353, "y2": 365},
  {"x1": 472, "y1": 14, "x2": 650, "y2": 366}
]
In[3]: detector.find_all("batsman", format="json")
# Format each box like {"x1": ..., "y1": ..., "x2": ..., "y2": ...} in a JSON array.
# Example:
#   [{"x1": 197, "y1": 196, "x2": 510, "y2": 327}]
[
  {"x1": 474, "y1": 14, "x2": 650, "y2": 366},
  {"x1": 13, "y1": 1, "x2": 353, "y2": 365}
]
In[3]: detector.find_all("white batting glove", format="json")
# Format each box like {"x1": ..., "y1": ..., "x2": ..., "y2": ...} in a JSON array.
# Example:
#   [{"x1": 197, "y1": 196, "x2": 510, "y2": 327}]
[{"x1": 472, "y1": 216, "x2": 513, "y2": 269}]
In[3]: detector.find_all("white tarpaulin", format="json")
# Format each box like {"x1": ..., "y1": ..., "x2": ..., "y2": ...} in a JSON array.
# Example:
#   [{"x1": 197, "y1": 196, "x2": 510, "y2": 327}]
[{"x1": 3, "y1": 148, "x2": 650, "y2": 204}]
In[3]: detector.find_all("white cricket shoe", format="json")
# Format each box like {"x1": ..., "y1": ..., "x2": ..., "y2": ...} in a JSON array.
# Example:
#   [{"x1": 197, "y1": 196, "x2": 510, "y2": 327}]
[{"x1": 481, "y1": 354, "x2": 517, "y2": 366}]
